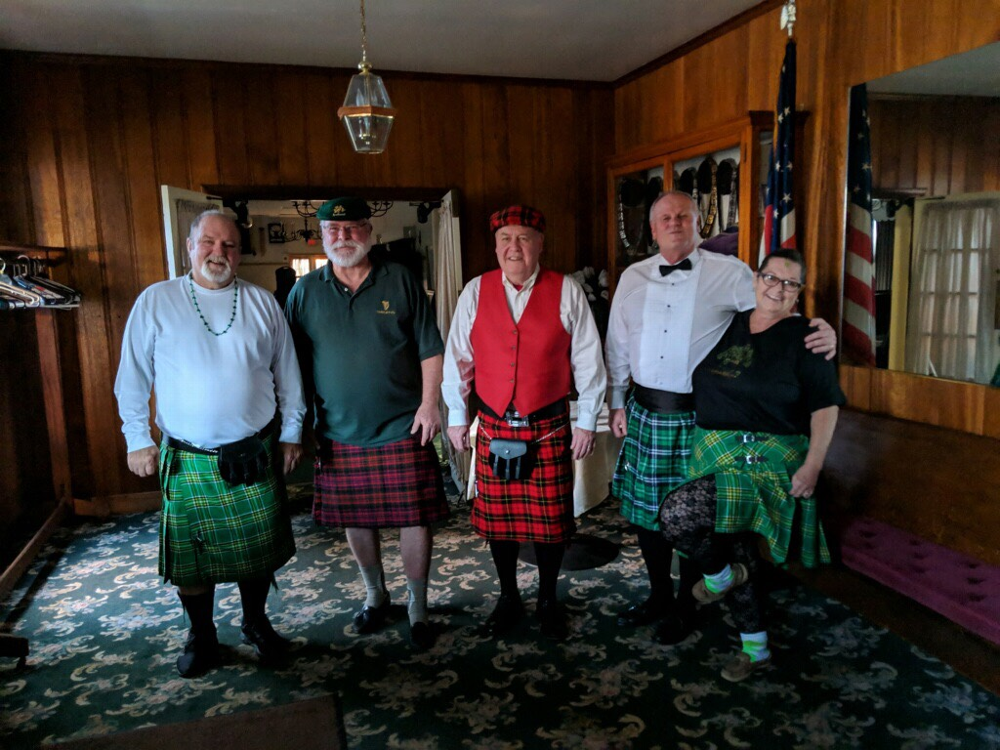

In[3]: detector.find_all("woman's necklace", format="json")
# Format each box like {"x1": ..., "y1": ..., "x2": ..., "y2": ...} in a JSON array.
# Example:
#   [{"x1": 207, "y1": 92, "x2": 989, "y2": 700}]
[{"x1": 188, "y1": 274, "x2": 238, "y2": 336}]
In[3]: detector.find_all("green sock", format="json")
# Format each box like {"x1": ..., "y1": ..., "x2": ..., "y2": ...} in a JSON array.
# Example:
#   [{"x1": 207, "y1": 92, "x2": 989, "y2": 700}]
[
  {"x1": 704, "y1": 565, "x2": 734, "y2": 594},
  {"x1": 740, "y1": 631, "x2": 771, "y2": 662}
]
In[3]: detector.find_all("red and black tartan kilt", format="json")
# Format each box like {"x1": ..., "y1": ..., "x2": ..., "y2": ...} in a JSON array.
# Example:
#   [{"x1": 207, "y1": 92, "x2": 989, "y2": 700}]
[
  {"x1": 472, "y1": 410, "x2": 574, "y2": 543},
  {"x1": 313, "y1": 434, "x2": 449, "y2": 529}
]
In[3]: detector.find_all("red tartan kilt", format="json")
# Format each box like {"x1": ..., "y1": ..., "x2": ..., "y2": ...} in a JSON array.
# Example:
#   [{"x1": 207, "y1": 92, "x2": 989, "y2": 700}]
[
  {"x1": 472, "y1": 411, "x2": 574, "y2": 543},
  {"x1": 313, "y1": 434, "x2": 449, "y2": 528}
]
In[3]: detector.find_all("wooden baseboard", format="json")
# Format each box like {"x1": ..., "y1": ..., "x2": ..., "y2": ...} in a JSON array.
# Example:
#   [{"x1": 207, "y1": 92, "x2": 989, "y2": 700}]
[
  {"x1": 74, "y1": 491, "x2": 161, "y2": 517},
  {"x1": 0, "y1": 501, "x2": 71, "y2": 602}
]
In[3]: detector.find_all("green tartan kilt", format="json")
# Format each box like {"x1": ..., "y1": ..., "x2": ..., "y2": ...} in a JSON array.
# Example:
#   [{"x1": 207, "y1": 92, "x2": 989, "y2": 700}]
[
  {"x1": 687, "y1": 427, "x2": 830, "y2": 568},
  {"x1": 158, "y1": 435, "x2": 295, "y2": 586},
  {"x1": 612, "y1": 397, "x2": 695, "y2": 531}
]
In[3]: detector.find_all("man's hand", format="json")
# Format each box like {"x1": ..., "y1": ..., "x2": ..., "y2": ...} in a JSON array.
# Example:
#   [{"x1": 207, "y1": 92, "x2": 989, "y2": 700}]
[
  {"x1": 790, "y1": 461, "x2": 822, "y2": 497},
  {"x1": 805, "y1": 318, "x2": 838, "y2": 360},
  {"x1": 447, "y1": 425, "x2": 470, "y2": 453},
  {"x1": 280, "y1": 442, "x2": 302, "y2": 475},
  {"x1": 410, "y1": 402, "x2": 442, "y2": 446},
  {"x1": 609, "y1": 408, "x2": 628, "y2": 439},
  {"x1": 127, "y1": 446, "x2": 158, "y2": 478},
  {"x1": 571, "y1": 428, "x2": 596, "y2": 461}
]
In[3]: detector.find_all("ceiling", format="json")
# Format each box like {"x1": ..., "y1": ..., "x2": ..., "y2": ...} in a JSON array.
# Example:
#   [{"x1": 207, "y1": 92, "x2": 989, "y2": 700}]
[{"x1": 2, "y1": 0, "x2": 764, "y2": 82}]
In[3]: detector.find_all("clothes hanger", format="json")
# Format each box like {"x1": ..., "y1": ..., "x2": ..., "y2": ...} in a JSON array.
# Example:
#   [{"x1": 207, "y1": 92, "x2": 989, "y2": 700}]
[{"x1": 0, "y1": 259, "x2": 44, "y2": 307}]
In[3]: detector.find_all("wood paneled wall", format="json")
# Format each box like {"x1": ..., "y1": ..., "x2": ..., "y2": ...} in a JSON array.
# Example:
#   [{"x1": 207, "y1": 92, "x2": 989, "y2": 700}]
[
  {"x1": 870, "y1": 95, "x2": 1000, "y2": 197},
  {"x1": 613, "y1": 0, "x2": 1000, "y2": 551},
  {"x1": 614, "y1": 0, "x2": 1000, "y2": 329},
  {"x1": 0, "y1": 55, "x2": 612, "y2": 501}
]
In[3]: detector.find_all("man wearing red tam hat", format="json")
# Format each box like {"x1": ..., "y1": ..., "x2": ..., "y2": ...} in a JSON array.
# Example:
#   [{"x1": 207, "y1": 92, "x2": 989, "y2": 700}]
[{"x1": 442, "y1": 205, "x2": 607, "y2": 641}]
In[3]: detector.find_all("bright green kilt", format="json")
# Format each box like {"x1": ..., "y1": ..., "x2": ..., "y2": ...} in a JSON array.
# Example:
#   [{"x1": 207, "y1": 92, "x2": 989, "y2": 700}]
[
  {"x1": 158, "y1": 435, "x2": 295, "y2": 586},
  {"x1": 612, "y1": 397, "x2": 695, "y2": 531},
  {"x1": 687, "y1": 427, "x2": 829, "y2": 568}
]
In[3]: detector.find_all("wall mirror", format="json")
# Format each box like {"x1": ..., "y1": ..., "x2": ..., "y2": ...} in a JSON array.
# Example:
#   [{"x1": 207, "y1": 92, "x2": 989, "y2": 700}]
[{"x1": 847, "y1": 42, "x2": 1000, "y2": 386}]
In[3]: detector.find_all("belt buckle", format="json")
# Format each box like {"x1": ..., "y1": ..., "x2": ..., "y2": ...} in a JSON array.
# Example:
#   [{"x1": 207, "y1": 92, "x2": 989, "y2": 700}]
[
  {"x1": 744, "y1": 455, "x2": 766, "y2": 464},
  {"x1": 738, "y1": 433, "x2": 757, "y2": 444},
  {"x1": 506, "y1": 412, "x2": 530, "y2": 428}
]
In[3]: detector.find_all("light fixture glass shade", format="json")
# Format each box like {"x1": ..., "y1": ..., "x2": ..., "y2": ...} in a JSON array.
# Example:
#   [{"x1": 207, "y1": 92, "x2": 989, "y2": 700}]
[{"x1": 338, "y1": 68, "x2": 396, "y2": 155}]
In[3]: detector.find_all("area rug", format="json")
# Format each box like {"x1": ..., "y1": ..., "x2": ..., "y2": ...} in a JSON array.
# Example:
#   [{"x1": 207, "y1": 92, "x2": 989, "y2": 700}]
[{"x1": 2, "y1": 494, "x2": 999, "y2": 749}]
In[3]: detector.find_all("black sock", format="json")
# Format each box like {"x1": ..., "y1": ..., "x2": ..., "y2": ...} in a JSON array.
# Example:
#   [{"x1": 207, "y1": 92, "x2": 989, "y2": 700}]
[
  {"x1": 178, "y1": 591, "x2": 216, "y2": 637},
  {"x1": 636, "y1": 527, "x2": 675, "y2": 605},
  {"x1": 490, "y1": 540, "x2": 521, "y2": 598},
  {"x1": 237, "y1": 577, "x2": 271, "y2": 625},
  {"x1": 675, "y1": 554, "x2": 699, "y2": 617},
  {"x1": 534, "y1": 542, "x2": 565, "y2": 604}
]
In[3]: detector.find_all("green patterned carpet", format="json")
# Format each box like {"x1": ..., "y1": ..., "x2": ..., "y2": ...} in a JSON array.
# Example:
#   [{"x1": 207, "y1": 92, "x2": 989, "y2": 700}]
[{"x1": 2, "y1": 493, "x2": 999, "y2": 749}]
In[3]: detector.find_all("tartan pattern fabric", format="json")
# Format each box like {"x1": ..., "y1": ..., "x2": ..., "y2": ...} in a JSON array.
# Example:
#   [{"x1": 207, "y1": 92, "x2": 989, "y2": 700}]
[
  {"x1": 488, "y1": 204, "x2": 546, "y2": 234},
  {"x1": 687, "y1": 427, "x2": 830, "y2": 568},
  {"x1": 471, "y1": 410, "x2": 574, "y2": 543},
  {"x1": 612, "y1": 397, "x2": 695, "y2": 531},
  {"x1": 313, "y1": 435, "x2": 449, "y2": 528},
  {"x1": 157, "y1": 436, "x2": 294, "y2": 587}
]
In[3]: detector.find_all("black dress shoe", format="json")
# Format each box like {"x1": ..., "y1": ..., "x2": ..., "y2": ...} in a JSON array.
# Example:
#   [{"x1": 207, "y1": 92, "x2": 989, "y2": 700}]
[
  {"x1": 536, "y1": 599, "x2": 568, "y2": 642},
  {"x1": 176, "y1": 629, "x2": 220, "y2": 678},
  {"x1": 654, "y1": 613, "x2": 694, "y2": 645},
  {"x1": 479, "y1": 594, "x2": 524, "y2": 638},
  {"x1": 409, "y1": 620, "x2": 436, "y2": 650},
  {"x1": 353, "y1": 599, "x2": 391, "y2": 634},
  {"x1": 241, "y1": 616, "x2": 291, "y2": 661},
  {"x1": 616, "y1": 598, "x2": 669, "y2": 627}
]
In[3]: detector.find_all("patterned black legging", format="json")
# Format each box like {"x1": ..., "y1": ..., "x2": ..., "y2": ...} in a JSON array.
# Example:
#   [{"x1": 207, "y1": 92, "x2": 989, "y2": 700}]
[{"x1": 659, "y1": 475, "x2": 765, "y2": 633}]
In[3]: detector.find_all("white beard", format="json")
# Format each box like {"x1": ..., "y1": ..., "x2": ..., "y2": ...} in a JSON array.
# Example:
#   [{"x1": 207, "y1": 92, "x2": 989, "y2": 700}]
[
  {"x1": 199, "y1": 255, "x2": 234, "y2": 285},
  {"x1": 324, "y1": 239, "x2": 371, "y2": 268}
]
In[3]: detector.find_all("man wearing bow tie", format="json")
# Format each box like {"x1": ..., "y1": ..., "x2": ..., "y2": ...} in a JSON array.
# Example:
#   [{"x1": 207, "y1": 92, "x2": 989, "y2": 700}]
[{"x1": 605, "y1": 191, "x2": 835, "y2": 644}]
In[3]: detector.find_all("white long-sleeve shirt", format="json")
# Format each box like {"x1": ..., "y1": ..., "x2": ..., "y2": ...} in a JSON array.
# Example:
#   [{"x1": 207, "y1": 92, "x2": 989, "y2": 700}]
[
  {"x1": 605, "y1": 249, "x2": 754, "y2": 409},
  {"x1": 442, "y1": 267, "x2": 607, "y2": 431},
  {"x1": 114, "y1": 275, "x2": 306, "y2": 452}
]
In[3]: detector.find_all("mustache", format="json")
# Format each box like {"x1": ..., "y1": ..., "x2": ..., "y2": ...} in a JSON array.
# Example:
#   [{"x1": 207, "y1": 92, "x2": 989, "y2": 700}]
[{"x1": 330, "y1": 239, "x2": 366, "y2": 253}]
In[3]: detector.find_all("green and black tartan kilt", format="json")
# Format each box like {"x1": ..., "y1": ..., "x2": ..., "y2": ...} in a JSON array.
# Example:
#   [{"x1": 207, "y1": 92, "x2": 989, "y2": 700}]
[
  {"x1": 158, "y1": 435, "x2": 295, "y2": 586},
  {"x1": 687, "y1": 427, "x2": 830, "y2": 568},
  {"x1": 612, "y1": 396, "x2": 695, "y2": 531}
]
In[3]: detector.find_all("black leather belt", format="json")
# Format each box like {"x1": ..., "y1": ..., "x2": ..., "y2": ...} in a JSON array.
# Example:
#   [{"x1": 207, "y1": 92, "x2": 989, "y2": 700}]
[
  {"x1": 632, "y1": 384, "x2": 694, "y2": 414},
  {"x1": 166, "y1": 419, "x2": 276, "y2": 456},
  {"x1": 479, "y1": 399, "x2": 568, "y2": 427}
]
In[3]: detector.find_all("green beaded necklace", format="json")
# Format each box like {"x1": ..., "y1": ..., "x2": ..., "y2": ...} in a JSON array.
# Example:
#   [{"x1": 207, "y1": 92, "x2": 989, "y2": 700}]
[{"x1": 188, "y1": 274, "x2": 239, "y2": 336}]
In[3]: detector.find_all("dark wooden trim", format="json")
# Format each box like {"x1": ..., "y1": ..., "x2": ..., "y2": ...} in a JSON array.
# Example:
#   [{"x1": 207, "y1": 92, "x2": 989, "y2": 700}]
[
  {"x1": 614, "y1": 0, "x2": 785, "y2": 87},
  {"x1": 0, "y1": 502, "x2": 70, "y2": 602},
  {"x1": 7, "y1": 50, "x2": 613, "y2": 90},
  {"x1": 203, "y1": 185, "x2": 454, "y2": 202}
]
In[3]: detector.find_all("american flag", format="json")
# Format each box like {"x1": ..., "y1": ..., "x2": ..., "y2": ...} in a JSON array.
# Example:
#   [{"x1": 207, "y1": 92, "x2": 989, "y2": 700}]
[
  {"x1": 843, "y1": 84, "x2": 876, "y2": 365},
  {"x1": 759, "y1": 39, "x2": 797, "y2": 262}
]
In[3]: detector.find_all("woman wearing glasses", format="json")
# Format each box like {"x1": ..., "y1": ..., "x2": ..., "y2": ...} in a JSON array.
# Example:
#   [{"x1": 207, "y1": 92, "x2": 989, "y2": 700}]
[{"x1": 658, "y1": 248, "x2": 845, "y2": 682}]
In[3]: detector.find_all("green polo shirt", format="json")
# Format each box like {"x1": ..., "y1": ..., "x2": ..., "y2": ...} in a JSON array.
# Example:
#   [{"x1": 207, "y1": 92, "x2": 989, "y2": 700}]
[{"x1": 285, "y1": 259, "x2": 444, "y2": 447}]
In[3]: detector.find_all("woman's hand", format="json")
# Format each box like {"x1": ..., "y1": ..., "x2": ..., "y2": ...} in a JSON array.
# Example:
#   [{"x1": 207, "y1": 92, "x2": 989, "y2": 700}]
[{"x1": 790, "y1": 461, "x2": 821, "y2": 497}]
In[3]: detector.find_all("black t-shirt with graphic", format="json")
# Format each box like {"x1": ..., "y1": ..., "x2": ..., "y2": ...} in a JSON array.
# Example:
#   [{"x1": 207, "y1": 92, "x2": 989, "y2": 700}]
[{"x1": 693, "y1": 310, "x2": 846, "y2": 435}]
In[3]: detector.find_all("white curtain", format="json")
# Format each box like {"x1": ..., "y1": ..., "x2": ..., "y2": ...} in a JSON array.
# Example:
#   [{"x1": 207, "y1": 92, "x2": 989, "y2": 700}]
[
  {"x1": 432, "y1": 194, "x2": 468, "y2": 490},
  {"x1": 905, "y1": 196, "x2": 999, "y2": 382}
]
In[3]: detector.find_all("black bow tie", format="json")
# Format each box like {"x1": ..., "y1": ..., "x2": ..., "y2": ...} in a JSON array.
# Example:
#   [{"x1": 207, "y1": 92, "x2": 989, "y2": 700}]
[{"x1": 659, "y1": 258, "x2": 692, "y2": 277}]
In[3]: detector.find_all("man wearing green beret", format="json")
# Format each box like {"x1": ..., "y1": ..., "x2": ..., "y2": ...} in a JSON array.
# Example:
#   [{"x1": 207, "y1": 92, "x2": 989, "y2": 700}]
[{"x1": 285, "y1": 196, "x2": 449, "y2": 650}]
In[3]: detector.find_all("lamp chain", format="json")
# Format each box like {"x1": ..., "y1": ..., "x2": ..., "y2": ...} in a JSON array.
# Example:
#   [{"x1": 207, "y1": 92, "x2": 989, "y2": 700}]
[{"x1": 359, "y1": 0, "x2": 370, "y2": 67}]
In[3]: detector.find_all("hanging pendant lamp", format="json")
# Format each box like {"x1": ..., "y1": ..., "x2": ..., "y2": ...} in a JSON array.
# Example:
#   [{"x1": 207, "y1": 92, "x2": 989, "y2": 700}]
[{"x1": 338, "y1": 0, "x2": 396, "y2": 154}]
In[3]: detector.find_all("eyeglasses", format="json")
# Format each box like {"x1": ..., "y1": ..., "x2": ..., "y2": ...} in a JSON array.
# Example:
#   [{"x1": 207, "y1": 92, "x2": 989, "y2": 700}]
[
  {"x1": 757, "y1": 272, "x2": 803, "y2": 292},
  {"x1": 321, "y1": 222, "x2": 371, "y2": 238}
]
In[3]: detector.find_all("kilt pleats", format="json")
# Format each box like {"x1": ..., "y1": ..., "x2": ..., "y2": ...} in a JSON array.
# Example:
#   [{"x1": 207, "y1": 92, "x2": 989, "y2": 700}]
[
  {"x1": 313, "y1": 434, "x2": 449, "y2": 528},
  {"x1": 471, "y1": 411, "x2": 574, "y2": 543}
]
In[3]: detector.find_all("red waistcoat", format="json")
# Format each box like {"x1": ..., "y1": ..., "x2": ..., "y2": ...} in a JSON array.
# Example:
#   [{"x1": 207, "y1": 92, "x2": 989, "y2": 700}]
[{"x1": 470, "y1": 268, "x2": 572, "y2": 416}]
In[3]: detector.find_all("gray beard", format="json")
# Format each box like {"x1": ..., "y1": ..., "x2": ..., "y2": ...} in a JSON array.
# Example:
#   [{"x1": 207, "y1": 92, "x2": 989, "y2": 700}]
[{"x1": 324, "y1": 240, "x2": 371, "y2": 268}]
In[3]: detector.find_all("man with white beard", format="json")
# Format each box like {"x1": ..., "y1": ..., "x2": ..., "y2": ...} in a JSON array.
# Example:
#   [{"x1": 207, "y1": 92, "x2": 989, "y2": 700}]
[
  {"x1": 115, "y1": 209, "x2": 306, "y2": 678},
  {"x1": 284, "y1": 197, "x2": 448, "y2": 650}
]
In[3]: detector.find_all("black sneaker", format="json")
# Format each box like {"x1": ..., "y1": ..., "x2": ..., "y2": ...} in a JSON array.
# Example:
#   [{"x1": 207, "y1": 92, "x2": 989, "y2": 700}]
[
  {"x1": 240, "y1": 616, "x2": 290, "y2": 662},
  {"x1": 176, "y1": 629, "x2": 220, "y2": 678}
]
